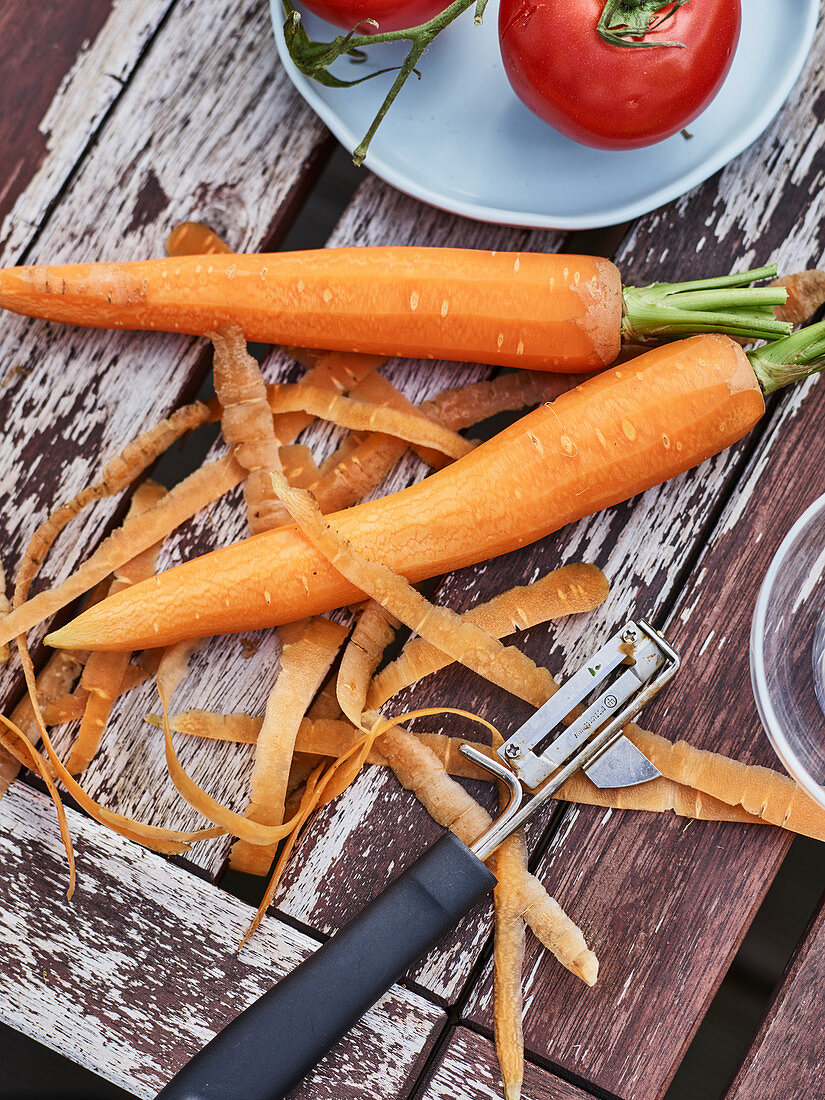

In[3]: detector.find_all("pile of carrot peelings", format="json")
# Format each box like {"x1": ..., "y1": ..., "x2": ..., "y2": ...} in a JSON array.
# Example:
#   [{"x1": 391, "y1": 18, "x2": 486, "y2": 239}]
[{"x1": 7, "y1": 230, "x2": 825, "y2": 1100}]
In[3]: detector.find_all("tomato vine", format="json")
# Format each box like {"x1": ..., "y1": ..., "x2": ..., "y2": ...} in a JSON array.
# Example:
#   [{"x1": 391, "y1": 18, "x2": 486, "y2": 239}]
[{"x1": 281, "y1": 0, "x2": 482, "y2": 164}]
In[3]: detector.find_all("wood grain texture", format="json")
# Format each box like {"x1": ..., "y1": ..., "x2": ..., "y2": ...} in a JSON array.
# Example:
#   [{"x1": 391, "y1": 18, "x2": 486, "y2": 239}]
[
  {"x1": 2, "y1": 8, "x2": 824, "y2": 1098},
  {"x1": 724, "y1": 889, "x2": 825, "y2": 1099},
  {"x1": 55, "y1": 176, "x2": 570, "y2": 878},
  {"x1": 280, "y1": 12, "x2": 825, "y2": 1038},
  {"x1": 268, "y1": 179, "x2": 575, "y2": 991},
  {"x1": 0, "y1": 780, "x2": 444, "y2": 1098},
  {"x1": 0, "y1": 0, "x2": 176, "y2": 261},
  {"x1": 460, "y1": 30, "x2": 825, "y2": 1098},
  {"x1": 417, "y1": 1027, "x2": 597, "y2": 1100},
  {"x1": 0, "y1": 0, "x2": 328, "y2": 708}
]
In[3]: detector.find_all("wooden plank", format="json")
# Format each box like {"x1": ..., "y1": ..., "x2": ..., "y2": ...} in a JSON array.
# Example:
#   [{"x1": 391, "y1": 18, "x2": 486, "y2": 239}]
[
  {"x1": 459, "y1": 36, "x2": 825, "y2": 1095},
  {"x1": 0, "y1": 0, "x2": 328, "y2": 706},
  {"x1": 53, "y1": 174, "x2": 569, "y2": 878},
  {"x1": 724, "y1": 889, "x2": 825, "y2": 1099},
  {"x1": 273, "y1": 12, "x2": 825, "y2": 1026},
  {"x1": 264, "y1": 179, "x2": 575, "y2": 968},
  {"x1": 0, "y1": 780, "x2": 444, "y2": 1097},
  {"x1": 0, "y1": 0, "x2": 176, "y2": 261},
  {"x1": 459, "y1": 404, "x2": 823, "y2": 1094},
  {"x1": 418, "y1": 1026, "x2": 597, "y2": 1100},
  {"x1": 266, "y1": 10, "x2": 825, "y2": 1029}
]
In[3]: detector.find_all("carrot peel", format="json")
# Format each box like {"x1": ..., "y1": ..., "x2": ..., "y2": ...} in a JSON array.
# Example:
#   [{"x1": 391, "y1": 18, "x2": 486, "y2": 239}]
[{"x1": 40, "y1": 334, "x2": 766, "y2": 653}]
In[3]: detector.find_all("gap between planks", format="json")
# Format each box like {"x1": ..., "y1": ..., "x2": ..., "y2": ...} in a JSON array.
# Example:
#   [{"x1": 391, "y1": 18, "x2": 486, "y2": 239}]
[
  {"x1": 0, "y1": 0, "x2": 332, "y2": 796},
  {"x1": 3, "y1": 15, "x2": 825, "y2": 1099},
  {"x1": 0, "y1": 780, "x2": 445, "y2": 1098},
  {"x1": 271, "y1": 21, "x2": 825, "y2": 1088}
]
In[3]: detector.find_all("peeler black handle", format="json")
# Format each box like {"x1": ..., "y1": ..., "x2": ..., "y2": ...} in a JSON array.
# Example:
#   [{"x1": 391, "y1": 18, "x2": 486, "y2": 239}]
[{"x1": 156, "y1": 832, "x2": 496, "y2": 1100}]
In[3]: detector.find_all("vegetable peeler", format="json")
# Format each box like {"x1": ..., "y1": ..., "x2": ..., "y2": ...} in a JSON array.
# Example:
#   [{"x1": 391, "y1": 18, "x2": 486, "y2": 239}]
[{"x1": 157, "y1": 619, "x2": 679, "y2": 1100}]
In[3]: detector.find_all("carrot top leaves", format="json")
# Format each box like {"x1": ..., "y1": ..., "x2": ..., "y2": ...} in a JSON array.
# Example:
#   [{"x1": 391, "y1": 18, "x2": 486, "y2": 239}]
[
  {"x1": 747, "y1": 318, "x2": 825, "y2": 395},
  {"x1": 622, "y1": 264, "x2": 792, "y2": 345}
]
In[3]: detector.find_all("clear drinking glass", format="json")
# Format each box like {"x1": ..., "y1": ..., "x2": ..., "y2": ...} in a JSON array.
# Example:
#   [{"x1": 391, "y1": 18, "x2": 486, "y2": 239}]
[{"x1": 751, "y1": 491, "x2": 825, "y2": 808}]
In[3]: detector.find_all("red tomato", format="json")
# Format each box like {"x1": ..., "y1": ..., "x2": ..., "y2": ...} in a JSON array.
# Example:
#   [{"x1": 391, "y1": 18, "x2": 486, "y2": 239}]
[
  {"x1": 298, "y1": 0, "x2": 448, "y2": 33},
  {"x1": 498, "y1": 0, "x2": 741, "y2": 149}
]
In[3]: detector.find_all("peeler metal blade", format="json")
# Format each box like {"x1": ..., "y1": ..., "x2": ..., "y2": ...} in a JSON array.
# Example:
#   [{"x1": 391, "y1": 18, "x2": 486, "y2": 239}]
[
  {"x1": 498, "y1": 620, "x2": 672, "y2": 789},
  {"x1": 583, "y1": 734, "x2": 660, "y2": 788},
  {"x1": 464, "y1": 619, "x2": 680, "y2": 860}
]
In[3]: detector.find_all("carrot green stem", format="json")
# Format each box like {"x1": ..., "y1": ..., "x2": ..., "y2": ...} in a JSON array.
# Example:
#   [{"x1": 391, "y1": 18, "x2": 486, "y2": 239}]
[
  {"x1": 621, "y1": 265, "x2": 793, "y2": 345},
  {"x1": 748, "y1": 320, "x2": 825, "y2": 395}
]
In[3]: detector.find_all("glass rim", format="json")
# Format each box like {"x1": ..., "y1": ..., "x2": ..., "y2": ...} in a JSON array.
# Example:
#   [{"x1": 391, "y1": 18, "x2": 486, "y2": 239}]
[{"x1": 750, "y1": 489, "x2": 825, "y2": 809}]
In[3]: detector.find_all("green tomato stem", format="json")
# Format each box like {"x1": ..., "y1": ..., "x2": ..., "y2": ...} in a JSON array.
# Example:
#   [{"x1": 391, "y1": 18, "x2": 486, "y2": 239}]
[
  {"x1": 597, "y1": 0, "x2": 691, "y2": 49},
  {"x1": 621, "y1": 265, "x2": 793, "y2": 344},
  {"x1": 281, "y1": 0, "x2": 479, "y2": 162}
]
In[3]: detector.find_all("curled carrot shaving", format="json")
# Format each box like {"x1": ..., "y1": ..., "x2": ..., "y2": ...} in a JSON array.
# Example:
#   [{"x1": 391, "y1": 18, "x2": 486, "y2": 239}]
[
  {"x1": 40, "y1": 690, "x2": 88, "y2": 726},
  {"x1": 230, "y1": 617, "x2": 348, "y2": 875},
  {"x1": 211, "y1": 325, "x2": 285, "y2": 533},
  {"x1": 0, "y1": 455, "x2": 245, "y2": 647},
  {"x1": 493, "y1": 834, "x2": 526, "y2": 1100},
  {"x1": 265, "y1": 382, "x2": 474, "y2": 461},
  {"x1": 377, "y1": 721, "x2": 597, "y2": 984},
  {"x1": 0, "y1": 556, "x2": 9, "y2": 666},
  {"x1": 12, "y1": 401, "x2": 210, "y2": 615},
  {"x1": 336, "y1": 601, "x2": 399, "y2": 728},
  {"x1": 279, "y1": 445, "x2": 321, "y2": 490},
  {"x1": 626, "y1": 726, "x2": 825, "y2": 840},
  {"x1": 0, "y1": 715, "x2": 76, "y2": 898},
  {"x1": 270, "y1": 350, "x2": 386, "y2": 447},
  {"x1": 2, "y1": 649, "x2": 87, "y2": 799},
  {"x1": 422, "y1": 370, "x2": 585, "y2": 431},
  {"x1": 156, "y1": 643, "x2": 331, "y2": 847},
  {"x1": 239, "y1": 706, "x2": 502, "y2": 945},
  {"x1": 15, "y1": 631, "x2": 223, "y2": 855},
  {"x1": 68, "y1": 480, "x2": 168, "y2": 774},
  {"x1": 283, "y1": 432, "x2": 407, "y2": 527},
  {"x1": 345, "y1": 371, "x2": 452, "y2": 470},
  {"x1": 240, "y1": 764, "x2": 327, "y2": 948},
  {"x1": 368, "y1": 562, "x2": 608, "y2": 711},
  {"x1": 167, "y1": 221, "x2": 233, "y2": 257},
  {"x1": 157, "y1": 709, "x2": 767, "y2": 829},
  {"x1": 269, "y1": 472, "x2": 558, "y2": 707},
  {"x1": 772, "y1": 269, "x2": 825, "y2": 325}
]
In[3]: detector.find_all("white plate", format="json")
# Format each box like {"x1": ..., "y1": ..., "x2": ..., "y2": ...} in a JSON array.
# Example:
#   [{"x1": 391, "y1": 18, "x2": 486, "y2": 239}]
[{"x1": 272, "y1": 0, "x2": 818, "y2": 230}]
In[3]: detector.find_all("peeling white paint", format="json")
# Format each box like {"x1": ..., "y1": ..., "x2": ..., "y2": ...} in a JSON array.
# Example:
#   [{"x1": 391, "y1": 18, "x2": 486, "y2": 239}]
[{"x1": 0, "y1": 784, "x2": 442, "y2": 1097}]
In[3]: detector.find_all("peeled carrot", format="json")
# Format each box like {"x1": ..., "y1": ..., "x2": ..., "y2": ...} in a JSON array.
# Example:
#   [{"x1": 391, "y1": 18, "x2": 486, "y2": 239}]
[
  {"x1": 0, "y1": 251, "x2": 790, "y2": 372},
  {"x1": 22, "y1": 320, "x2": 825, "y2": 654},
  {"x1": 42, "y1": 332, "x2": 765, "y2": 652}
]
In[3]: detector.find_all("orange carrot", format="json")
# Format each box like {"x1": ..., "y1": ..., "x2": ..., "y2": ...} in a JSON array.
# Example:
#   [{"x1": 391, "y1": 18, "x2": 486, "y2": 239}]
[
  {"x1": 42, "y1": 333, "x2": 767, "y2": 652},
  {"x1": 166, "y1": 221, "x2": 233, "y2": 257},
  {"x1": 0, "y1": 252, "x2": 789, "y2": 372}
]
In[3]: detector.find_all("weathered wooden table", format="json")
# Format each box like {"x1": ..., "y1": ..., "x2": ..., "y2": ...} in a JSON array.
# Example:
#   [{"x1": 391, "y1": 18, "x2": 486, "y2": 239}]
[{"x1": 1, "y1": 3, "x2": 824, "y2": 1098}]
